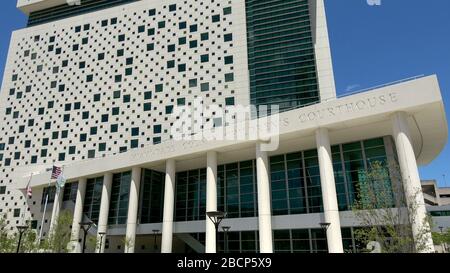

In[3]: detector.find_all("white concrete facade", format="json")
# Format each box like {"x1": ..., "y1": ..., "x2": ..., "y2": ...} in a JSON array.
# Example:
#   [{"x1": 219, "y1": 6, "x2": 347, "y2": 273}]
[{"x1": 0, "y1": 0, "x2": 447, "y2": 254}]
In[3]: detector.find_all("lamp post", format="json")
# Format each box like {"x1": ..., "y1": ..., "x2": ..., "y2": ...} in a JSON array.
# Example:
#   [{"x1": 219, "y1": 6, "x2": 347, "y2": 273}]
[
  {"x1": 98, "y1": 232, "x2": 106, "y2": 253},
  {"x1": 152, "y1": 229, "x2": 160, "y2": 251},
  {"x1": 207, "y1": 211, "x2": 226, "y2": 253},
  {"x1": 319, "y1": 222, "x2": 330, "y2": 253},
  {"x1": 16, "y1": 225, "x2": 29, "y2": 253},
  {"x1": 222, "y1": 226, "x2": 231, "y2": 254},
  {"x1": 79, "y1": 221, "x2": 93, "y2": 253}
]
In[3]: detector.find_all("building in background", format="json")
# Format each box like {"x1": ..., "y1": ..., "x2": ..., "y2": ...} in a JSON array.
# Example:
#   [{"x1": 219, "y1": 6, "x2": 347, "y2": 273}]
[
  {"x1": 0, "y1": 0, "x2": 447, "y2": 253},
  {"x1": 421, "y1": 180, "x2": 450, "y2": 253}
]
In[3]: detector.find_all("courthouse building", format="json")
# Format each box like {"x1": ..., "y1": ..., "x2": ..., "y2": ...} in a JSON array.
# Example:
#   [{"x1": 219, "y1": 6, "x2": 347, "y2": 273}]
[{"x1": 0, "y1": 0, "x2": 447, "y2": 253}]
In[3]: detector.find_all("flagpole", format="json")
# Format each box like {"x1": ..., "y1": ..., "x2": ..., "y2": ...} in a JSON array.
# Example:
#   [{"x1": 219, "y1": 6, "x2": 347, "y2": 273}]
[
  {"x1": 37, "y1": 166, "x2": 55, "y2": 245},
  {"x1": 22, "y1": 173, "x2": 33, "y2": 227}
]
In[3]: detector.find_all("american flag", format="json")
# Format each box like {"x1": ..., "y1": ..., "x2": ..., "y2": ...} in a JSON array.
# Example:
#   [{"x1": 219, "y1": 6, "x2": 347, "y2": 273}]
[{"x1": 51, "y1": 166, "x2": 62, "y2": 179}]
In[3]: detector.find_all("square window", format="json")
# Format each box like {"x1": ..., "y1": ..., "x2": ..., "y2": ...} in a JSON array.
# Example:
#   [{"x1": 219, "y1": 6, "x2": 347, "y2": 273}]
[
  {"x1": 138, "y1": 25, "x2": 145, "y2": 33},
  {"x1": 189, "y1": 40, "x2": 198, "y2": 48},
  {"x1": 118, "y1": 34, "x2": 125, "y2": 42},
  {"x1": 79, "y1": 62, "x2": 85, "y2": 69},
  {"x1": 111, "y1": 124, "x2": 118, "y2": 133},
  {"x1": 113, "y1": 90, "x2": 121, "y2": 98},
  {"x1": 158, "y1": 21, "x2": 166, "y2": 28},
  {"x1": 94, "y1": 94, "x2": 101, "y2": 101},
  {"x1": 88, "y1": 150, "x2": 95, "y2": 159},
  {"x1": 86, "y1": 75, "x2": 93, "y2": 82},
  {"x1": 153, "y1": 137, "x2": 161, "y2": 145},
  {"x1": 178, "y1": 64, "x2": 186, "y2": 72},
  {"x1": 169, "y1": 4, "x2": 176, "y2": 12},
  {"x1": 53, "y1": 132, "x2": 60, "y2": 139},
  {"x1": 148, "y1": 28, "x2": 155, "y2": 36},
  {"x1": 225, "y1": 97, "x2": 235, "y2": 106},
  {"x1": 41, "y1": 149, "x2": 47, "y2": 157},
  {"x1": 201, "y1": 83, "x2": 210, "y2": 92},
  {"x1": 90, "y1": 127, "x2": 97, "y2": 135},
  {"x1": 102, "y1": 114, "x2": 109, "y2": 122},
  {"x1": 179, "y1": 21, "x2": 186, "y2": 29},
  {"x1": 155, "y1": 84, "x2": 163, "y2": 92},
  {"x1": 125, "y1": 68, "x2": 133, "y2": 76},
  {"x1": 115, "y1": 75, "x2": 122, "y2": 83},
  {"x1": 126, "y1": 57, "x2": 133, "y2": 65},
  {"x1": 177, "y1": 98, "x2": 185, "y2": 105},
  {"x1": 143, "y1": 103, "x2": 152, "y2": 111},
  {"x1": 112, "y1": 107, "x2": 120, "y2": 115},
  {"x1": 224, "y1": 33, "x2": 233, "y2": 42},
  {"x1": 189, "y1": 79, "x2": 197, "y2": 87},
  {"x1": 24, "y1": 140, "x2": 31, "y2": 148},
  {"x1": 131, "y1": 127, "x2": 139, "y2": 136},
  {"x1": 98, "y1": 53, "x2": 105, "y2": 60},
  {"x1": 167, "y1": 60, "x2": 175, "y2": 69},
  {"x1": 131, "y1": 140, "x2": 139, "y2": 149},
  {"x1": 166, "y1": 105, "x2": 173, "y2": 114},
  {"x1": 225, "y1": 73, "x2": 234, "y2": 82},
  {"x1": 147, "y1": 43, "x2": 154, "y2": 51},
  {"x1": 168, "y1": 44, "x2": 176, "y2": 52},
  {"x1": 201, "y1": 33, "x2": 209, "y2": 41},
  {"x1": 69, "y1": 146, "x2": 76, "y2": 154},
  {"x1": 225, "y1": 56, "x2": 234, "y2": 65},
  {"x1": 201, "y1": 54, "x2": 209, "y2": 63},
  {"x1": 149, "y1": 9, "x2": 156, "y2": 16},
  {"x1": 59, "y1": 153, "x2": 65, "y2": 161},
  {"x1": 117, "y1": 49, "x2": 124, "y2": 57},
  {"x1": 224, "y1": 7, "x2": 232, "y2": 15},
  {"x1": 123, "y1": 95, "x2": 131, "y2": 103},
  {"x1": 99, "y1": 143, "x2": 106, "y2": 152},
  {"x1": 80, "y1": 134, "x2": 87, "y2": 142},
  {"x1": 179, "y1": 37, "x2": 186, "y2": 45},
  {"x1": 111, "y1": 18, "x2": 117, "y2": 25},
  {"x1": 212, "y1": 15, "x2": 221, "y2": 23},
  {"x1": 82, "y1": 111, "x2": 89, "y2": 119},
  {"x1": 144, "y1": 91, "x2": 152, "y2": 100},
  {"x1": 190, "y1": 24, "x2": 198, "y2": 32},
  {"x1": 154, "y1": 125, "x2": 162, "y2": 134},
  {"x1": 101, "y1": 20, "x2": 108, "y2": 27}
]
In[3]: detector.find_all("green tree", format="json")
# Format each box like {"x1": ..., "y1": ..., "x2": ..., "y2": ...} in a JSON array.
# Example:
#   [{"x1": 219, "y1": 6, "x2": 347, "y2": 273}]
[
  {"x1": 352, "y1": 160, "x2": 434, "y2": 253},
  {"x1": 0, "y1": 214, "x2": 15, "y2": 253},
  {"x1": 41, "y1": 210, "x2": 73, "y2": 253}
]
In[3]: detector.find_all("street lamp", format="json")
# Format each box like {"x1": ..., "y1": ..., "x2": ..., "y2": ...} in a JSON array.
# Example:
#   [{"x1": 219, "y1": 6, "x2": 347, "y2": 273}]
[
  {"x1": 152, "y1": 229, "x2": 160, "y2": 251},
  {"x1": 16, "y1": 225, "x2": 29, "y2": 253},
  {"x1": 320, "y1": 222, "x2": 331, "y2": 232},
  {"x1": 79, "y1": 221, "x2": 93, "y2": 253},
  {"x1": 98, "y1": 232, "x2": 106, "y2": 253},
  {"x1": 207, "y1": 211, "x2": 226, "y2": 253},
  {"x1": 222, "y1": 226, "x2": 231, "y2": 254}
]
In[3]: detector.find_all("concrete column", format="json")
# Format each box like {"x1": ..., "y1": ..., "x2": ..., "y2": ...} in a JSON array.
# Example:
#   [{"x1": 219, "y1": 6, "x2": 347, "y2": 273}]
[
  {"x1": 161, "y1": 159, "x2": 176, "y2": 253},
  {"x1": 49, "y1": 184, "x2": 65, "y2": 234},
  {"x1": 315, "y1": 128, "x2": 344, "y2": 253},
  {"x1": 95, "y1": 172, "x2": 113, "y2": 253},
  {"x1": 69, "y1": 178, "x2": 87, "y2": 253},
  {"x1": 125, "y1": 167, "x2": 142, "y2": 253},
  {"x1": 256, "y1": 143, "x2": 273, "y2": 253},
  {"x1": 205, "y1": 151, "x2": 218, "y2": 253},
  {"x1": 391, "y1": 112, "x2": 435, "y2": 253}
]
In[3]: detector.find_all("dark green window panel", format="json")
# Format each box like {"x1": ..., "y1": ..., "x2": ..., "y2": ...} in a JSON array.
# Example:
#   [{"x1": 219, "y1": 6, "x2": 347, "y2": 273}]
[{"x1": 245, "y1": 0, "x2": 320, "y2": 113}]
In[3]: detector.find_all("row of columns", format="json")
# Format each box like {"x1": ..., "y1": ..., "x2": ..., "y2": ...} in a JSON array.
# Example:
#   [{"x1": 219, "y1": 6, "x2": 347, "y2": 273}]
[{"x1": 63, "y1": 111, "x2": 433, "y2": 253}]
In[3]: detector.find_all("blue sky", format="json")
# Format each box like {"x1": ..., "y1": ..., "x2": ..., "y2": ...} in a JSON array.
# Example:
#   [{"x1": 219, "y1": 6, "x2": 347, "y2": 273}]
[{"x1": 0, "y1": 0, "x2": 449, "y2": 187}]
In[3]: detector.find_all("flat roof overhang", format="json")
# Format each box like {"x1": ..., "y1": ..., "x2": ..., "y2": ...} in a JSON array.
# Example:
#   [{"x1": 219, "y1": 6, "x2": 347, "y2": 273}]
[
  {"x1": 18, "y1": 0, "x2": 68, "y2": 15},
  {"x1": 15, "y1": 75, "x2": 448, "y2": 190}
]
